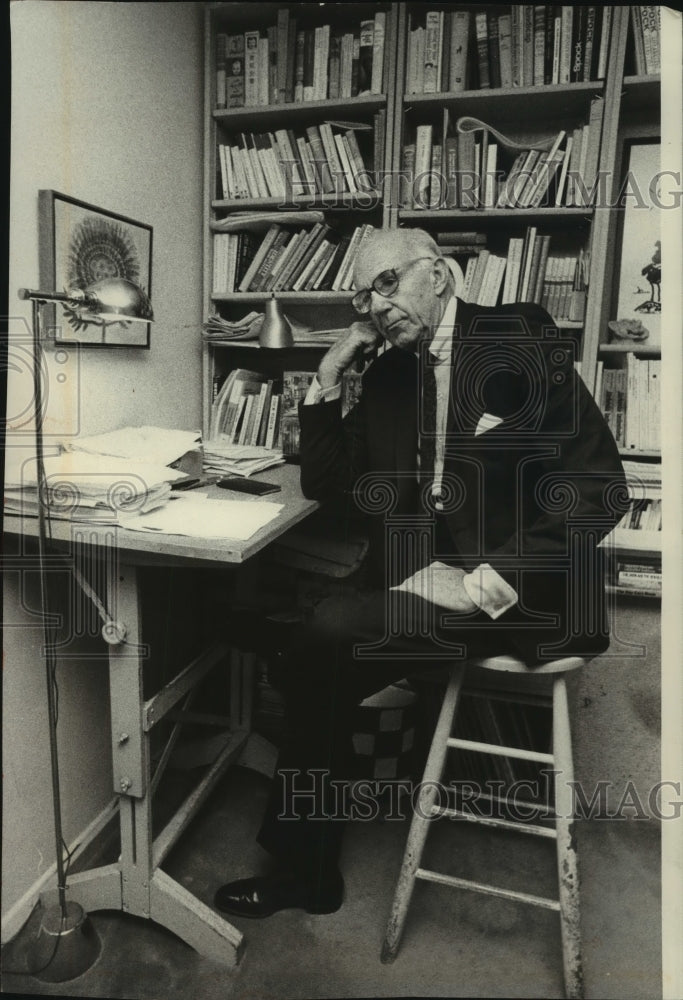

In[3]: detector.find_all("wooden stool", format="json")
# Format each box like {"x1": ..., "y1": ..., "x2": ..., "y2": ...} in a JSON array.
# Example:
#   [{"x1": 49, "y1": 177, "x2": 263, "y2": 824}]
[{"x1": 381, "y1": 655, "x2": 586, "y2": 1000}]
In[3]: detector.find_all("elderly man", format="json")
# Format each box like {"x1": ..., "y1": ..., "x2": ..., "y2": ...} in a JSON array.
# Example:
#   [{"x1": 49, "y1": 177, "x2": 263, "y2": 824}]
[{"x1": 214, "y1": 227, "x2": 625, "y2": 918}]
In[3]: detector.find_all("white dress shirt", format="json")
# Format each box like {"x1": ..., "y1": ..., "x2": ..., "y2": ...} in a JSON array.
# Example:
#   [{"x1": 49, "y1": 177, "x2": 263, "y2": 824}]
[{"x1": 303, "y1": 298, "x2": 518, "y2": 620}]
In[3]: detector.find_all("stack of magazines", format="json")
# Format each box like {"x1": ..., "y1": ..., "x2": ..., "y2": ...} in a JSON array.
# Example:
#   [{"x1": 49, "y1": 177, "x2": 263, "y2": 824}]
[
  {"x1": 202, "y1": 440, "x2": 285, "y2": 479},
  {"x1": 203, "y1": 311, "x2": 264, "y2": 341}
]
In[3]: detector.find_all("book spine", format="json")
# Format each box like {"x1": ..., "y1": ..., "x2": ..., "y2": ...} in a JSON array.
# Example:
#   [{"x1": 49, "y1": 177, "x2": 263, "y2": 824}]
[
  {"x1": 328, "y1": 33, "x2": 341, "y2": 101},
  {"x1": 522, "y1": 5, "x2": 535, "y2": 86},
  {"x1": 226, "y1": 34, "x2": 245, "y2": 108},
  {"x1": 265, "y1": 395, "x2": 280, "y2": 450},
  {"x1": 444, "y1": 136, "x2": 458, "y2": 208},
  {"x1": 570, "y1": 4, "x2": 585, "y2": 82},
  {"x1": 474, "y1": 13, "x2": 491, "y2": 89},
  {"x1": 401, "y1": 143, "x2": 416, "y2": 208},
  {"x1": 533, "y1": 5, "x2": 546, "y2": 85},
  {"x1": 294, "y1": 30, "x2": 305, "y2": 102},
  {"x1": 440, "y1": 11, "x2": 451, "y2": 93},
  {"x1": 423, "y1": 11, "x2": 441, "y2": 94},
  {"x1": 488, "y1": 14, "x2": 501, "y2": 88},
  {"x1": 216, "y1": 33, "x2": 228, "y2": 109},
  {"x1": 276, "y1": 10, "x2": 289, "y2": 103},
  {"x1": 428, "y1": 143, "x2": 443, "y2": 208},
  {"x1": 351, "y1": 34, "x2": 360, "y2": 97},
  {"x1": 303, "y1": 29, "x2": 315, "y2": 101},
  {"x1": 334, "y1": 132, "x2": 357, "y2": 194},
  {"x1": 285, "y1": 16, "x2": 297, "y2": 103},
  {"x1": 449, "y1": 11, "x2": 470, "y2": 92},
  {"x1": 345, "y1": 128, "x2": 373, "y2": 191},
  {"x1": 306, "y1": 125, "x2": 334, "y2": 193},
  {"x1": 498, "y1": 14, "x2": 512, "y2": 88},
  {"x1": 583, "y1": 6, "x2": 597, "y2": 81},
  {"x1": 238, "y1": 225, "x2": 280, "y2": 291},
  {"x1": 257, "y1": 36, "x2": 269, "y2": 105},
  {"x1": 371, "y1": 12, "x2": 386, "y2": 93},
  {"x1": 244, "y1": 31, "x2": 260, "y2": 106},
  {"x1": 631, "y1": 6, "x2": 646, "y2": 75},
  {"x1": 358, "y1": 19, "x2": 374, "y2": 94},
  {"x1": 267, "y1": 26, "x2": 279, "y2": 104},
  {"x1": 414, "y1": 124, "x2": 433, "y2": 208},
  {"x1": 596, "y1": 6, "x2": 612, "y2": 79},
  {"x1": 559, "y1": 6, "x2": 573, "y2": 84},
  {"x1": 510, "y1": 6, "x2": 521, "y2": 87}
]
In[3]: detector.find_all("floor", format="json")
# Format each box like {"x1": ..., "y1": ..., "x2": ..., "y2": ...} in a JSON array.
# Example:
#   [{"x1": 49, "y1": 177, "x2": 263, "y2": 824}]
[{"x1": 2, "y1": 763, "x2": 662, "y2": 1000}]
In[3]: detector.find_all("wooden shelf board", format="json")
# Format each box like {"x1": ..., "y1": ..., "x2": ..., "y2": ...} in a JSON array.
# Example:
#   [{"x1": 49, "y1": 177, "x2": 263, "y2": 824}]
[
  {"x1": 622, "y1": 75, "x2": 661, "y2": 111},
  {"x1": 403, "y1": 81, "x2": 603, "y2": 118},
  {"x1": 618, "y1": 449, "x2": 661, "y2": 459},
  {"x1": 599, "y1": 343, "x2": 661, "y2": 356},
  {"x1": 399, "y1": 208, "x2": 592, "y2": 222},
  {"x1": 211, "y1": 292, "x2": 354, "y2": 304},
  {"x1": 214, "y1": 94, "x2": 386, "y2": 128},
  {"x1": 204, "y1": 338, "x2": 335, "y2": 349},
  {"x1": 606, "y1": 584, "x2": 661, "y2": 600},
  {"x1": 212, "y1": 193, "x2": 382, "y2": 212}
]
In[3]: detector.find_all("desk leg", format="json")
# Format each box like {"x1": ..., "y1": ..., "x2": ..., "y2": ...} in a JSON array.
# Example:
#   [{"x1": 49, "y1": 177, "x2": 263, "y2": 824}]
[{"x1": 50, "y1": 561, "x2": 244, "y2": 967}]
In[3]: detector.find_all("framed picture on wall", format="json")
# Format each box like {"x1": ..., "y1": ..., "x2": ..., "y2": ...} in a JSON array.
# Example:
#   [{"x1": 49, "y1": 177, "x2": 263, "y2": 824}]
[
  {"x1": 611, "y1": 141, "x2": 661, "y2": 348},
  {"x1": 38, "y1": 190, "x2": 153, "y2": 348}
]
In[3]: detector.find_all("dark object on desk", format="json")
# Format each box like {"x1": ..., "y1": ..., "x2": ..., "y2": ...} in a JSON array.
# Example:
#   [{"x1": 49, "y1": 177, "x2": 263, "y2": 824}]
[
  {"x1": 171, "y1": 476, "x2": 217, "y2": 491},
  {"x1": 217, "y1": 478, "x2": 282, "y2": 496}
]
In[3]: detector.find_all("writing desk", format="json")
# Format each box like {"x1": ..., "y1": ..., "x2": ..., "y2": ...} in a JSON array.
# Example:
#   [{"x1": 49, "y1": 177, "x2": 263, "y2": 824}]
[{"x1": 4, "y1": 462, "x2": 317, "y2": 967}]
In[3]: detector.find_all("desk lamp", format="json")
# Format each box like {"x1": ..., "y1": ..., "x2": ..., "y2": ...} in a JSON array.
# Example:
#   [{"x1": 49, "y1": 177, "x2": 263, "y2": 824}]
[{"x1": 16, "y1": 278, "x2": 153, "y2": 982}]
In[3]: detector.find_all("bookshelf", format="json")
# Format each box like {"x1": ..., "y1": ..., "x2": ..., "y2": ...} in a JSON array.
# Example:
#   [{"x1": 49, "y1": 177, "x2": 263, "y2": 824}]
[
  {"x1": 201, "y1": 4, "x2": 662, "y2": 576},
  {"x1": 202, "y1": 2, "x2": 398, "y2": 434}
]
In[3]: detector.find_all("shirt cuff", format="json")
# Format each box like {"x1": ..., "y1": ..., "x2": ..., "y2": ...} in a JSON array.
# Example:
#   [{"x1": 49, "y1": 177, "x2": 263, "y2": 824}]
[
  {"x1": 303, "y1": 376, "x2": 342, "y2": 405},
  {"x1": 463, "y1": 563, "x2": 518, "y2": 620}
]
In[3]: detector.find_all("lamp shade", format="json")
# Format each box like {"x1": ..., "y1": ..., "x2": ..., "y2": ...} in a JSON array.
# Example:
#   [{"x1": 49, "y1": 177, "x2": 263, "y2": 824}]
[{"x1": 81, "y1": 277, "x2": 154, "y2": 322}]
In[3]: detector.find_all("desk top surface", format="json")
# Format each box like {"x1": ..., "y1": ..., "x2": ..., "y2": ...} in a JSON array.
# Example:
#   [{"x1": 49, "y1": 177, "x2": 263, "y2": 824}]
[{"x1": 3, "y1": 463, "x2": 319, "y2": 567}]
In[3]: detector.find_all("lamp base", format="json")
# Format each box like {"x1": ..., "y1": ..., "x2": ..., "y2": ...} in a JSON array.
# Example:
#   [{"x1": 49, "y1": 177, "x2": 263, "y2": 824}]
[{"x1": 30, "y1": 901, "x2": 101, "y2": 982}]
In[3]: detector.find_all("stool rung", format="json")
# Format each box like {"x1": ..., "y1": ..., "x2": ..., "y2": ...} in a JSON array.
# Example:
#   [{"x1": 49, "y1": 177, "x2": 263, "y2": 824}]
[
  {"x1": 431, "y1": 805, "x2": 557, "y2": 839},
  {"x1": 415, "y1": 868, "x2": 561, "y2": 912},
  {"x1": 447, "y1": 736, "x2": 554, "y2": 764}
]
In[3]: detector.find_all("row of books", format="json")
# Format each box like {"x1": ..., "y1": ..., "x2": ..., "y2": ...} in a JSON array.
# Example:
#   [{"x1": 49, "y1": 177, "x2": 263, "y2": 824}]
[
  {"x1": 213, "y1": 222, "x2": 375, "y2": 295},
  {"x1": 614, "y1": 499, "x2": 662, "y2": 533},
  {"x1": 630, "y1": 6, "x2": 661, "y2": 76},
  {"x1": 595, "y1": 357, "x2": 661, "y2": 452},
  {"x1": 216, "y1": 11, "x2": 387, "y2": 109},
  {"x1": 613, "y1": 560, "x2": 661, "y2": 596},
  {"x1": 401, "y1": 105, "x2": 603, "y2": 210},
  {"x1": 216, "y1": 121, "x2": 379, "y2": 201},
  {"x1": 210, "y1": 369, "x2": 362, "y2": 456},
  {"x1": 458, "y1": 233, "x2": 587, "y2": 322},
  {"x1": 405, "y1": 6, "x2": 612, "y2": 95}
]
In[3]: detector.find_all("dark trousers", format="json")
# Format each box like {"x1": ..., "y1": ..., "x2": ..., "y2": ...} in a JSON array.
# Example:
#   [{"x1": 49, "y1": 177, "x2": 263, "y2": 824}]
[{"x1": 255, "y1": 588, "x2": 512, "y2": 888}]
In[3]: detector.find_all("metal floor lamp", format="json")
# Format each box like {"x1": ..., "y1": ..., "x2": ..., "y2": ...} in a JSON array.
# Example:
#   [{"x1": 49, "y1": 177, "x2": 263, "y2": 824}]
[{"x1": 16, "y1": 279, "x2": 153, "y2": 982}]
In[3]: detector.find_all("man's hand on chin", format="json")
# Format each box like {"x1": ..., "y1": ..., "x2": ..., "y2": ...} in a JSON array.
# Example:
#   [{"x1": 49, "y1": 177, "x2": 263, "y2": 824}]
[{"x1": 391, "y1": 562, "x2": 478, "y2": 614}]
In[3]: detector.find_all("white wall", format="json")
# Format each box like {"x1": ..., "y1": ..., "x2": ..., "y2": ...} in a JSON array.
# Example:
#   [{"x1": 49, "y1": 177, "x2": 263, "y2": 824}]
[{"x1": 3, "y1": 0, "x2": 204, "y2": 930}]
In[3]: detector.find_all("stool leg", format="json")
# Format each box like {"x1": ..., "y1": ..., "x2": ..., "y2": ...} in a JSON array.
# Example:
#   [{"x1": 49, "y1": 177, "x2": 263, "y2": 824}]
[
  {"x1": 553, "y1": 675, "x2": 584, "y2": 1000},
  {"x1": 381, "y1": 664, "x2": 466, "y2": 963}
]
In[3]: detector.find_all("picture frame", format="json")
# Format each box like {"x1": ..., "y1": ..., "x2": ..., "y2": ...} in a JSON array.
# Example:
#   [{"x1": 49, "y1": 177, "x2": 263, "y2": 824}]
[
  {"x1": 611, "y1": 140, "x2": 662, "y2": 348},
  {"x1": 38, "y1": 190, "x2": 153, "y2": 348}
]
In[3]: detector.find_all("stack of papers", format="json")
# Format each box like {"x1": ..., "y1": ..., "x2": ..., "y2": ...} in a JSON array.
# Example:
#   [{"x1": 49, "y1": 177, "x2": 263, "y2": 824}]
[
  {"x1": 63, "y1": 426, "x2": 201, "y2": 467},
  {"x1": 4, "y1": 452, "x2": 185, "y2": 523},
  {"x1": 119, "y1": 493, "x2": 283, "y2": 540},
  {"x1": 202, "y1": 440, "x2": 285, "y2": 479},
  {"x1": 203, "y1": 311, "x2": 263, "y2": 341}
]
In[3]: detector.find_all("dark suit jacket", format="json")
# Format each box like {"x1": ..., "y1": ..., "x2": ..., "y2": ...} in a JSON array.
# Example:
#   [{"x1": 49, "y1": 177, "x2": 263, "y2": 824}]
[{"x1": 299, "y1": 302, "x2": 627, "y2": 663}]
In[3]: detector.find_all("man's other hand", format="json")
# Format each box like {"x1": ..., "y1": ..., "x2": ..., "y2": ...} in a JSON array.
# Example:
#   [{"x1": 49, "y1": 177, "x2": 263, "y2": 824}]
[
  {"x1": 317, "y1": 321, "x2": 381, "y2": 389},
  {"x1": 391, "y1": 562, "x2": 478, "y2": 614}
]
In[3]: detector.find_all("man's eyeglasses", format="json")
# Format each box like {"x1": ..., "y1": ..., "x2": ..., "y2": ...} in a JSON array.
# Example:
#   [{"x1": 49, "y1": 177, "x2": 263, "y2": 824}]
[{"x1": 351, "y1": 256, "x2": 435, "y2": 315}]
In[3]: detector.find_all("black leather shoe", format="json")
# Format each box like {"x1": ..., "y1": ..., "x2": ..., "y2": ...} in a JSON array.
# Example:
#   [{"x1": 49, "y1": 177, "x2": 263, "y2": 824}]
[{"x1": 214, "y1": 870, "x2": 344, "y2": 918}]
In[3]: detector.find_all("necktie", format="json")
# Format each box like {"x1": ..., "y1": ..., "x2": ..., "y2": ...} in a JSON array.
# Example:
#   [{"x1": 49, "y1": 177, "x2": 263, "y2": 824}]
[{"x1": 418, "y1": 353, "x2": 438, "y2": 488}]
